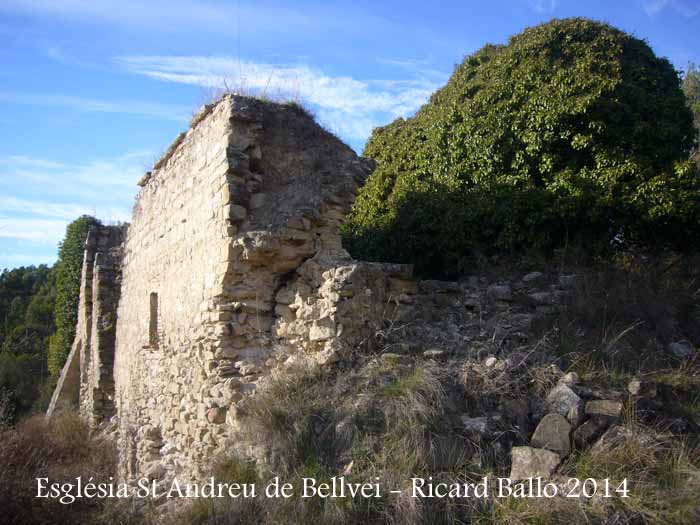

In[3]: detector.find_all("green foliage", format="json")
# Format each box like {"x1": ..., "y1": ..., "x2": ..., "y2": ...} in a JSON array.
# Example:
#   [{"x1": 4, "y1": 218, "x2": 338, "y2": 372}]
[
  {"x1": 683, "y1": 62, "x2": 700, "y2": 144},
  {"x1": 0, "y1": 216, "x2": 98, "y2": 416},
  {"x1": 0, "y1": 353, "x2": 43, "y2": 416},
  {"x1": 344, "y1": 18, "x2": 699, "y2": 277},
  {"x1": 48, "y1": 215, "x2": 100, "y2": 376},
  {"x1": 0, "y1": 266, "x2": 55, "y2": 418},
  {"x1": 0, "y1": 265, "x2": 54, "y2": 352}
]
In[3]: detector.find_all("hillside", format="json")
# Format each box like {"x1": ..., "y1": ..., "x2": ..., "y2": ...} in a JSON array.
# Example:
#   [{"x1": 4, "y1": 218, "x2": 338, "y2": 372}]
[{"x1": 0, "y1": 17, "x2": 699, "y2": 525}]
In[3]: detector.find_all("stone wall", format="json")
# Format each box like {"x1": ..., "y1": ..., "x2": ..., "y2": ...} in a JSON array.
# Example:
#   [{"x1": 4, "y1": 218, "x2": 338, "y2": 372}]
[
  {"x1": 110, "y1": 96, "x2": 376, "y2": 485},
  {"x1": 52, "y1": 95, "x2": 534, "y2": 488},
  {"x1": 112, "y1": 96, "x2": 238, "y2": 483},
  {"x1": 47, "y1": 224, "x2": 126, "y2": 422}
]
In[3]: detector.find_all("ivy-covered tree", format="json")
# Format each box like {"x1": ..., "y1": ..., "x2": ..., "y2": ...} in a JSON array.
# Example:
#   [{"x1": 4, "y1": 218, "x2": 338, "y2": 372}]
[
  {"x1": 343, "y1": 18, "x2": 699, "y2": 276},
  {"x1": 683, "y1": 62, "x2": 700, "y2": 147},
  {"x1": 48, "y1": 215, "x2": 100, "y2": 376}
]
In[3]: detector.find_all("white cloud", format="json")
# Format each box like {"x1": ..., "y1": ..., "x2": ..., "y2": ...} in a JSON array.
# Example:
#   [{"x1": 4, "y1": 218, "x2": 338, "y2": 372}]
[
  {"x1": 0, "y1": 91, "x2": 189, "y2": 122},
  {"x1": 0, "y1": 218, "x2": 71, "y2": 242},
  {"x1": 0, "y1": 153, "x2": 137, "y2": 262},
  {"x1": 528, "y1": 0, "x2": 559, "y2": 13},
  {"x1": 644, "y1": 0, "x2": 700, "y2": 16},
  {"x1": 0, "y1": 152, "x2": 142, "y2": 257},
  {"x1": 0, "y1": 196, "x2": 128, "y2": 222},
  {"x1": 1, "y1": 152, "x2": 150, "y2": 198},
  {"x1": 118, "y1": 55, "x2": 444, "y2": 140},
  {"x1": 0, "y1": 0, "x2": 353, "y2": 38}
]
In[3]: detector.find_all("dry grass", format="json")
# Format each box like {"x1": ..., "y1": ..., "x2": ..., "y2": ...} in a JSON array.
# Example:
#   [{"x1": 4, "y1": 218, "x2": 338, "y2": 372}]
[
  {"x1": 541, "y1": 255, "x2": 699, "y2": 378},
  {"x1": 565, "y1": 422, "x2": 700, "y2": 523},
  {"x1": 0, "y1": 387, "x2": 14, "y2": 428},
  {"x1": 191, "y1": 83, "x2": 316, "y2": 129},
  {"x1": 174, "y1": 359, "x2": 477, "y2": 524},
  {"x1": 472, "y1": 420, "x2": 700, "y2": 524},
  {"x1": 176, "y1": 253, "x2": 699, "y2": 524},
  {"x1": 0, "y1": 411, "x2": 140, "y2": 525}
]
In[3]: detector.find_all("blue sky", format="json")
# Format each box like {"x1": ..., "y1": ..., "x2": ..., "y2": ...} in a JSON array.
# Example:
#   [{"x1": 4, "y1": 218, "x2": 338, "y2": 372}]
[{"x1": 0, "y1": 0, "x2": 698, "y2": 270}]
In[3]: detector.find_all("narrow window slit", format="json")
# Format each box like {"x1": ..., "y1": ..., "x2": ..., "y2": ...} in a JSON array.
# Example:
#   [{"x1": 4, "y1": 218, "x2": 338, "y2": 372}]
[{"x1": 149, "y1": 292, "x2": 159, "y2": 348}]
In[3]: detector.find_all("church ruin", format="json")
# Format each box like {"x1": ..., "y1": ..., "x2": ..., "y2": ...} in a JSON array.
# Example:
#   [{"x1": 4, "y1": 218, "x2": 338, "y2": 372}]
[{"x1": 47, "y1": 95, "x2": 435, "y2": 483}]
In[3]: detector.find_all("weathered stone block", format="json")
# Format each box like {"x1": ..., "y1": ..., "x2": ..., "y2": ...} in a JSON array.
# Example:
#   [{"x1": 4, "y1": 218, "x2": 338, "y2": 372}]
[
  {"x1": 546, "y1": 384, "x2": 582, "y2": 417},
  {"x1": 585, "y1": 400, "x2": 623, "y2": 418},
  {"x1": 509, "y1": 446, "x2": 560, "y2": 480},
  {"x1": 530, "y1": 414, "x2": 571, "y2": 456}
]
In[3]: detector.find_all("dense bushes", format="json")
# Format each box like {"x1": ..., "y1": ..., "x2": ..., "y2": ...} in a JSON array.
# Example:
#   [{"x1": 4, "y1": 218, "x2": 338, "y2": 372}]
[
  {"x1": 683, "y1": 62, "x2": 700, "y2": 144},
  {"x1": 343, "y1": 18, "x2": 699, "y2": 277}
]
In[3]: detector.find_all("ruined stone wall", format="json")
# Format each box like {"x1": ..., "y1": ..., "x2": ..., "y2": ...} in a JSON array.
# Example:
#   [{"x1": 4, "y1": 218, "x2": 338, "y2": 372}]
[
  {"x1": 111, "y1": 96, "x2": 374, "y2": 485},
  {"x1": 47, "y1": 224, "x2": 127, "y2": 422},
  {"x1": 48, "y1": 96, "x2": 679, "y2": 517},
  {"x1": 113, "y1": 98, "x2": 238, "y2": 483},
  {"x1": 79, "y1": 225, "x2": 127, "y2": 426},
  {"x1": 53, "y1": 95, "x2": 508, "y2": 488}
]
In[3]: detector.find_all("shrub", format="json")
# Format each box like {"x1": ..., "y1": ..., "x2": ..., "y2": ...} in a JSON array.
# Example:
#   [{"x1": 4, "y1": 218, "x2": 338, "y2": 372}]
[
  {"x1": 537, "y1": 254, "x2": 700, "y2": 381},
  {"x1": 0, "y1": 411, "x2": 129, "y2": 525},
  {"x1": 343, "y1": 18, "x2": 699, "y2": 277},
  {"x1": 0, "y1": 352, "x2": 44, "y2": 418}
]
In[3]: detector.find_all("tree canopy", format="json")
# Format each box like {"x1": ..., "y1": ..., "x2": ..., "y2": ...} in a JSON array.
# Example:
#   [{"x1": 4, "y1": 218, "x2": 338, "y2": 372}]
[
  {"x1": 343, "y1": 18, "x2": 699, "y2": 276},
  {"x1": 1, "y1": 216, "x2": 99, "y2": 418},
  {"x1": 0, "y1": 266, "x2": 55, "y2": 416}
]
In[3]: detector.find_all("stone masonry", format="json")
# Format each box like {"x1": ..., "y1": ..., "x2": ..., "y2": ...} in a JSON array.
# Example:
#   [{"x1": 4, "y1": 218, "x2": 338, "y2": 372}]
[
  {"x1": 50, "y1": 95, "x2": 395, "y2": 483},
  {"x1": 47, "y1": 224, "x2": 127, "y2": 424},
  {"x1": 50, "y1": 95, "x2": 571, "y2": 487}
]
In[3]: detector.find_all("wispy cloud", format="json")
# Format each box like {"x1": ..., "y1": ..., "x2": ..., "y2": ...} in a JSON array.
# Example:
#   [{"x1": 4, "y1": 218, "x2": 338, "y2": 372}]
[
  {"x1": 6, "y1": 155, "x2": 68, "y2": 170},
  {"x1": 644, "y1": 0, "x2": 670, "y2": 14},
  {"x1": 45, "y1": 46, "x2": 113, "y2": 73},
  {"x1": 643, "y1": 0, "x2": 700, "y2": 17},
  {"x1": 0, "y1": 152, "x2": 150, "y2": 198},
  {"x1": 528, "y1": 0, "x2": 559, "y2": 13},
  {"x1": 118, "y1": 55, "x2": 446, "y2": 140},
  {"x1": 0, "y1": 151, "x2": 141, "y2": 268},
  {"x1": 0, "y1": 218, "x2": 74, "y2": 242},
  {"x1": 0, "y1": 91, "x2": 189, "y2": 122},
  {"x1": 0, "y1": 196, "x2": 128, "y2": 222},
  {"x1": 0, "y1": 0, "x2": 374, "y2": 39},
  {"x1": 0, "y1": 152, "x2": 142, "y2": 264}
]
